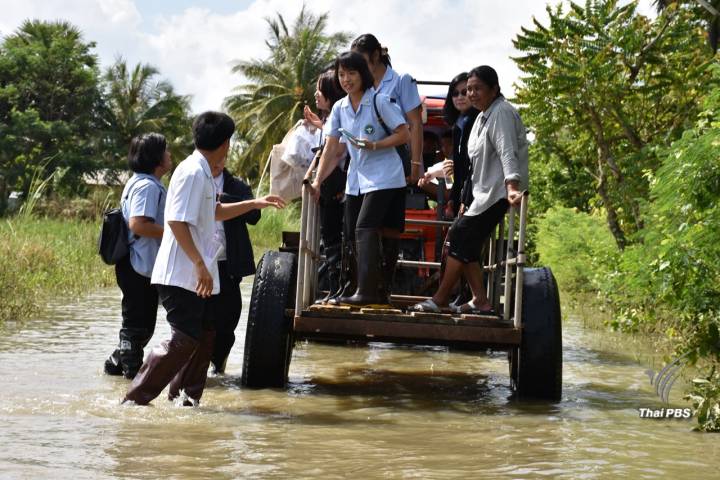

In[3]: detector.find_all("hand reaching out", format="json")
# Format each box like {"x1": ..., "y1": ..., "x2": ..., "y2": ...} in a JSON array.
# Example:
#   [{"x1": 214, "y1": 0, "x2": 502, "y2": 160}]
[
  {"x1": 256, "y1": 195, "x2": 287, "y2": 209},
  {"x1": 417, "y1": 171, "x2": 433, "y2": 188}
]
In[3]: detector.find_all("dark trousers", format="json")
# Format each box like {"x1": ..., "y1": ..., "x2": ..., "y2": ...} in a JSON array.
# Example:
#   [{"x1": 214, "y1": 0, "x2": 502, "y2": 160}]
[
  {"x1": 319, "y1": 167, "x2": 345, "y2": 247},
  {"x1": 157, "y1": 285, "x2": 212, "y2": 340},
  {"x1": 209, "y1": 261, "x2": 242, "y2": 371},
  {"x1": 115, "y1": 255, "x2": 158, "y2": 351}
]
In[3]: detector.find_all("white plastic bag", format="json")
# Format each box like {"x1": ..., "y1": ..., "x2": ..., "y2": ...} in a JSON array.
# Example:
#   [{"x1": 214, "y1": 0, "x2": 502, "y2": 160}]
[
  {"x1": 281, "y1": 122, "x2": 320, "y2": 168},
  {"x1": 267, "y1": 121, "x2": 308, "y2": 201}
]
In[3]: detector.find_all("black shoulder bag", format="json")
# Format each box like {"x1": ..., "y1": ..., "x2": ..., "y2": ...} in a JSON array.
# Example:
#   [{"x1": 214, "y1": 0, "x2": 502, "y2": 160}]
[
  {"x1": 98, "y1": 178, "x2": 159, "y2": 265},
  {"x1": 372, "y1": 92, "x2": 411, "y2": 177}
]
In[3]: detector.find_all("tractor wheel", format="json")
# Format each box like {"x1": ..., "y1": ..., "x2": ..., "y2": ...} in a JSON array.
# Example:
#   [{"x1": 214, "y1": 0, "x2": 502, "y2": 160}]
[
  {"x1": 241, "y1": 251, "x2": 297, "y2": 388},
  {"x1": 510, "y1": 267, "x2": 562, "y2": 401}
]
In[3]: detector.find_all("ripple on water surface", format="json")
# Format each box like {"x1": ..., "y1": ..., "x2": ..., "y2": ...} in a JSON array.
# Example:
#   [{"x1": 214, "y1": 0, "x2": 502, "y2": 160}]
[{"x1": 0, "y1": 285, "x2": 717, "y2": 479}]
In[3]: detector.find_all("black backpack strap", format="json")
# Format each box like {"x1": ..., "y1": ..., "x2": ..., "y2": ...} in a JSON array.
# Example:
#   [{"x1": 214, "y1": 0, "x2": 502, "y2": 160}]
[{"x1": 372, "y1": 92, "x2": 393, "y2": 137}]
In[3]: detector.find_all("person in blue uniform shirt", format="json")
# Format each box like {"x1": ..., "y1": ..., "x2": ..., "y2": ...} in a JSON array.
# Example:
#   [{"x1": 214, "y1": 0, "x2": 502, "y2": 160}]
[
  {"x1": 310, "y1": 51, "x2": 410, "y2": 307},
  {"x1": 350, "y1": 33, "x2": 423, "y2": 300},
  {"x1": 351, "y1": 33, "x2": 423, "y2": 183},
  {"x1": 104, "y1": 133, "x2": 171, "y2": 379}
]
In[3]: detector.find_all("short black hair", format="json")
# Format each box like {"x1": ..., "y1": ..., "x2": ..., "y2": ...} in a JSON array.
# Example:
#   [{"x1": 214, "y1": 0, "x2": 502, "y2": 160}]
[
  {"x1": 192, "y1": 111, "x2": 236, "y2": 150},
  {"x1": 334, "y1": 51, "x2": 375, "y2": 93},
  {"x1": 468, "y1": 65, "x2": 501, "y2": 96},
  {"x1": 127, "y1": 133, "x2": 167, "y2": 174},
  {"x1": 351, "y1": 33, "x2": 392, "y2": 67}
]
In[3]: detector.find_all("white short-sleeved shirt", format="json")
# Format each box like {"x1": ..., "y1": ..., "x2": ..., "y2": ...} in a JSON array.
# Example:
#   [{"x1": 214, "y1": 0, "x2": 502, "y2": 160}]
[
  {"x1": 151, "y1": 150, "x2": 220, "y2": 294},
  {"x1": 376, "y1": 67, "x2": 422, "y2": 116},
  {"x1": 121, "y1": 174, "x2": 166, "y2": 277},
  {"x1": 327, "y1": 88, "x2": 407, "y2": 195}
]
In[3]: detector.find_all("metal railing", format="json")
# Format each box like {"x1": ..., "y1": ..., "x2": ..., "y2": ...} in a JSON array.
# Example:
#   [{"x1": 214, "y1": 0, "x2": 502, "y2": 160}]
[
  {"x1": 294, "y1": 185, "x2": 530, "y2": 328},
  {"x1": 295, "y1": 185, "x2": 321, "y2": 314}
]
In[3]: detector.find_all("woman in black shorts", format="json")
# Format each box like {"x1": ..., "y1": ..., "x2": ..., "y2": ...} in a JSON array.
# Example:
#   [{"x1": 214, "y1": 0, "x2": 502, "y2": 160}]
[{"x1": 410, "y1": 65, "x2": 528, "y2": 314}]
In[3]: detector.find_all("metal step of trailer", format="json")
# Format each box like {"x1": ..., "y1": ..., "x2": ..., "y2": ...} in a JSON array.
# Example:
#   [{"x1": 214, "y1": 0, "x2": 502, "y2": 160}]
[{"x1": 293, "y1": 304, "x2": 521, "y2": 347}]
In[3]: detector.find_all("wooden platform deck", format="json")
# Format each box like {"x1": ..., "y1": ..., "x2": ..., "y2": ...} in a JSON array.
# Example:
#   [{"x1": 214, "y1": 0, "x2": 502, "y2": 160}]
[{"x1": 292, "y1": 304, "x2": 521, "y2": 348}]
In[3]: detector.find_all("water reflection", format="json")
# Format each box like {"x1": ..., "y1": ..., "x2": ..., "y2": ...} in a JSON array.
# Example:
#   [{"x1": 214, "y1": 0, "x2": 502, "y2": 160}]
[{"x1": 0, "y1": 284, "x2": 717, "y2": 479}]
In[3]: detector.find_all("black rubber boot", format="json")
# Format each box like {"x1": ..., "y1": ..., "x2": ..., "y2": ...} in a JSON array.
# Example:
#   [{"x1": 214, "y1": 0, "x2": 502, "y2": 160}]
[
  {"x1": 104, "y1": 328, "x2": 150, "y2": 379},
  {"x1": 104, "y1": 349, "x2": 123, "y2": 376},
  {"x1": 339, "y1": 228, "x2": 388, "y2": 308},
  {"x1": 315, "y1": 243, "x2": 342, "y2": 304},
  {"x1": 327, "y1": 241, "x2": 357, "y2": 306},
  {"x1": 379, "y1": 237, "x2": 400, "y2": 305}
]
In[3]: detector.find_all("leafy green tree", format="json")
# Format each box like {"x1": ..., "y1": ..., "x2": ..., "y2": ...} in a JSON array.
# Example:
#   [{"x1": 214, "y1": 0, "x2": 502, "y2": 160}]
[
  {"x1": 225, "y1": 6, "x2": 350, "y2": 179},
  {"x1": 654, "y1": 0, "x2": 720, "y2": 52},
  {"x1": 513, "y1": 0, "x2": 713, "y2": 249},
  {"x1": 98, "y1": 58, "x2": 192, "y2": 181},
  {"x1": 0, "y1": 20, "x2": 103, "y2": 194}
]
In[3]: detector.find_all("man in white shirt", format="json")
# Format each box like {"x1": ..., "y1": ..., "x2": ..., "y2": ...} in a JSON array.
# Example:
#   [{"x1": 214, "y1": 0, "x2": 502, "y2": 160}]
[{"x1": 124, "y1": 112, "x2": 285, "y2": 406}]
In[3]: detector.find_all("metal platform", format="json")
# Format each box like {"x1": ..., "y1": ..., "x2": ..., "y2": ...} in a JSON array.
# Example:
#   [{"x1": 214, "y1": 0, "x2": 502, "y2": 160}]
[{"x1": 293, "y1": 304, "x2": 521, "y2": 348}]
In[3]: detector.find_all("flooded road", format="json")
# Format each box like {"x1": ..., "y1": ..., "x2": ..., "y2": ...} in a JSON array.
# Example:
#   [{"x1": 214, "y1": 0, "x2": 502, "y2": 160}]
[{"x1": 0, "y1": 283, "x2": 717, "y2": 479}]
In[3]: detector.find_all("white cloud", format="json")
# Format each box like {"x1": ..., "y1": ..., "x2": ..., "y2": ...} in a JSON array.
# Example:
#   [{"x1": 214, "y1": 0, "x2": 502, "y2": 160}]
[
  {"x1": 97, "y1": 0, "x2": 141, "y2": 26},
  {"x1": 0, "y1": 0, "x2": 658, "y2": 113}
]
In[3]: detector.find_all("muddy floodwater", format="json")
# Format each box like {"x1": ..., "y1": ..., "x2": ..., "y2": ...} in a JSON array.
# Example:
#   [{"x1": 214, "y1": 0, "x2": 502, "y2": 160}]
[{"x1": 0, "y1": 283, "x2": 717, "y2": 479}]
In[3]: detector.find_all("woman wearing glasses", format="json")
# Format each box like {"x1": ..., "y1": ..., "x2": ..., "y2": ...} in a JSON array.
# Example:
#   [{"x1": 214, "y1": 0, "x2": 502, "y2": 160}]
[{"x1": 442, "y1": 72, "x2": 480, "y2": 217}]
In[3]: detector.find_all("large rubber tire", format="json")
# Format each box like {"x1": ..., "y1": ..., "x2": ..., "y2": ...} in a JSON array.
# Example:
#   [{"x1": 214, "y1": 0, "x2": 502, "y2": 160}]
[
  {"x1": 241, "y1": 251, "x2": 297, "y2": 388},
  {"x1": 510, "y1": 267, "x2": 562, "y2": 401}
]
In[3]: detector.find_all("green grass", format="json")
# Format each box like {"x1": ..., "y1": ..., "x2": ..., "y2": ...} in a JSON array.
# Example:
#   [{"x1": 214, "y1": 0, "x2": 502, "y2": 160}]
[
  {"x1": 0, "y1": 200, "x2": 301, "y2": 325},
  {"x1": 247, "y1": 201, "x2": 301, "y2": 258},
  {"x1": 0, "y1": 216, "x2": 115, "y2": 324}
]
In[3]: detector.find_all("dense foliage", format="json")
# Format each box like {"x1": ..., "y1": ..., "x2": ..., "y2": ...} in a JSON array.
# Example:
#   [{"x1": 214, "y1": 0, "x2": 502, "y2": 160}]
[
  {"x1": 523, "y1": 1, "x2": 720, "y2": 431},
  {"x1": 0, "y1": 20, "x2": 103, "y2": 196},
  {"x1": 98, "y1": 58, "x2": 193, "y2": 183},
  {"x1": 514, "y1": 0, "x2": 712, "y2": 249},
  {"x1": 0, "y1": 21, "x2": 191, "y2": 199}
]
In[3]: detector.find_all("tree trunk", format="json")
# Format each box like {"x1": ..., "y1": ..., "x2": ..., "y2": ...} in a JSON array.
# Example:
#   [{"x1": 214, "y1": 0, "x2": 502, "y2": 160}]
[{"x1": 597, "y1": 154, "x2": 626, "y2": 250}]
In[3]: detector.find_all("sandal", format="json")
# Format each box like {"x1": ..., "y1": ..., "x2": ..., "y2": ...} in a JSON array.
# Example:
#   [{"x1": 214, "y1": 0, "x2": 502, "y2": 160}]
[
  {"x1": 408, "y1": 299, "x2": 442, "y2": 313},
  {"x1": 453, "y1": 300, "x2": 495, "y2": 315}
]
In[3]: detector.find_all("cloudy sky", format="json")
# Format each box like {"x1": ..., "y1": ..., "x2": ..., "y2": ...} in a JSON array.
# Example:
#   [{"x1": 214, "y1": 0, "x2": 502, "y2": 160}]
[{"x1": 0, "y1": 0, "x2": 657, "y2": 113}]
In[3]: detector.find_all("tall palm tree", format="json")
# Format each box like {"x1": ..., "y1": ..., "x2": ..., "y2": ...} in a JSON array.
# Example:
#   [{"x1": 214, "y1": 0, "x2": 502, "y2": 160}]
[
  {"x1": 100, "y1": 58, "x2": 192, "y2": 178},
  {"x1": 224, "y1": 6, "x2": 350, "y2": 179}
]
